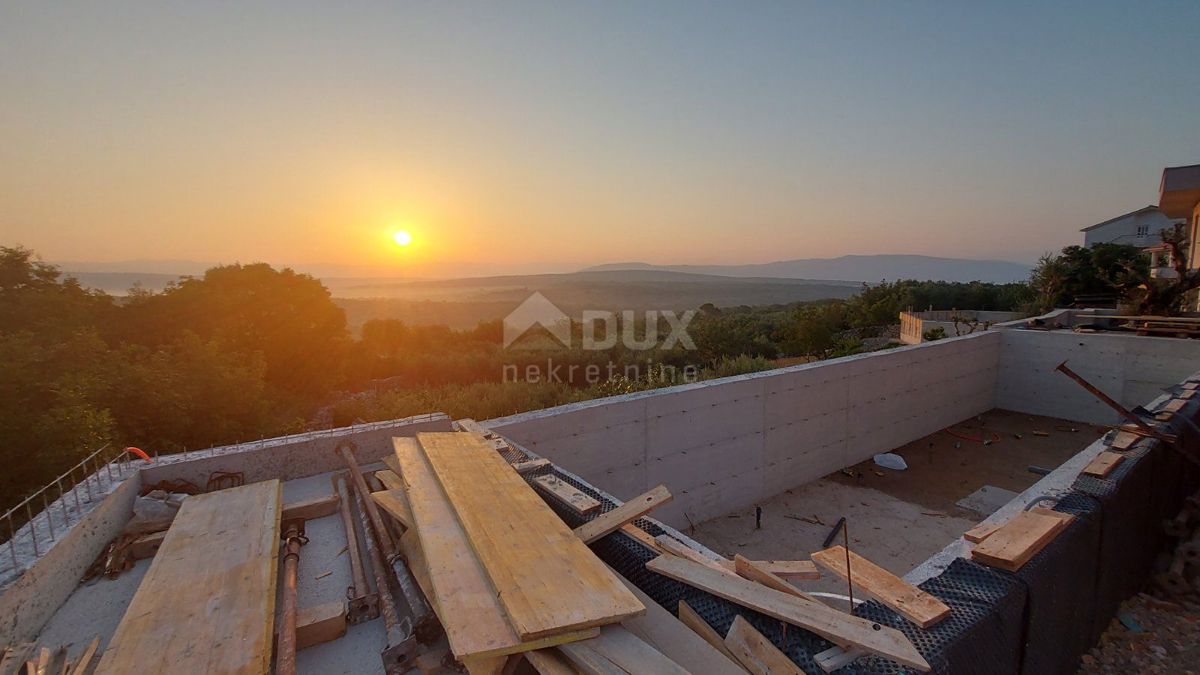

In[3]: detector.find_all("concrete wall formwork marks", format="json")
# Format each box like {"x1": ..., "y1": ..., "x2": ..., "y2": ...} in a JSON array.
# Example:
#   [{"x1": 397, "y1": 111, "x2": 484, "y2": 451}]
[
  {"x1": 487, "y1": 332, "x2": 1002, "y2": 529},
  {"x1": 995, "y1": 330, "x2": 1200, "y2": 424}
]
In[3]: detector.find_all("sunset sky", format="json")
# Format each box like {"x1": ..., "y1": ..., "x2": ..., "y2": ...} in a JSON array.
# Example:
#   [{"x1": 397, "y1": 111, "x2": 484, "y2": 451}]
[{"x1": 2, "y1": 2, "x2": 1199, "y2": 278}]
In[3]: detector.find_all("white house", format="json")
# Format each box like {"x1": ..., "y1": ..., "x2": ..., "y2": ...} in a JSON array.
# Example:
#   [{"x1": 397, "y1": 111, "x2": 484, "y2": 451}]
[{"x1": 1080, "y1": 205, "x2": 1180, "y2": 247}]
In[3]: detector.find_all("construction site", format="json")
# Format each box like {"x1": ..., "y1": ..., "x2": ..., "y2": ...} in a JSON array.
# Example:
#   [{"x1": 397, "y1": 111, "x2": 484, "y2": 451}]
[{"x1": 3, "y1": 307, "x2": 1200, "y2": 674}]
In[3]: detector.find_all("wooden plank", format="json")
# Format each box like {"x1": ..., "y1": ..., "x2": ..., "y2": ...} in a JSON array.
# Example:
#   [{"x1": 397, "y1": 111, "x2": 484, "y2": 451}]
[
  {"x1": 963, "y1": 521, "x2": 1002, "y2": 543},
  {"x1": 522, "y1": 649, "x2": 580, "y2": 675},
  {"x1": 556, "y1": 643, "x2": 626, "y2": 675},
  {"x1": 676, "y1": 600, "x2": 742, "y2": 665},
  {"x1": 419, "y1": 432, "x2": 643, "y2": 640},
  {"x1": 294, "y1": 600, "x2": 347, "y2": 650},
  {"x1": 614, "y1": 574, "x2": 743, "y2": 675},
  {"x1": 454, "y1": 418, "x2": 494, "y2": 437},
  {"x1": 69, "y1": 637, "x2": 100, "y2": 675},
  {"x1": 744, "y1": 560, "x2": 819, "y2": 582},
  {"x1": 393, "y1": 438, "x2": 601, "y2": 660},
  {"x1": 1082, "y1": 451, "x2": 1125, "y2": 477},
  {"x1": 375, "y1": 469, "x2": 403, "y2": 491},
  {"x1": 370, "y1": 489, "x2": 414, "y2": 530},
  {"x1": 810, "y1": 547, "x2": 950, "y2": 628},
  {"x1": 1180, "y1": 390, "x2": 1196, "y2": 399},
  {"x1": 129, "y1": 530, "x2": 166, "y2": 560},
  {"x1": 619, "y1": 524, "x2": 662, "y2": 552},
  {"x1": 732, "y1": 555, "x2": 820, "y2": 604},
  {"x1": 724, "y1": 616, "x2": 804, "y2": 675},
  {"x1": 970, "y1": 510, "x2": 1072, "y2": 572},
  {"x1": 585, "y1": 626, "x2": 690, "y2": 675},
  {"x1": 129, "y1": 493, "x2": 338, "y2": 561},
  {"x1": 646, "y1": 555, "x2": 929, "y2": 671},
  {"x1": 513, "y1": 458, "x2": 552, "y2": 475},
  {"x1": 95, "y1": 480, "x2": 282, "y2": 675},
  {"x1": 281, "y1": 493, "x2": 340, "y2": 521},
  {"x1": 1110, "y1": 429, "x2": 1141, "y2": 450},
  {"x1": 813, "y1": 645, "x2": 865, "y2": 673},
  {"x1": 574, "y1": 486, "x2": 673, "y2": 544},
  {"x1": 656, "y1": 535, "x2": 728, "y2": 572},
  {"x1": 532, "y1": 475, "x2": 601, "y2": 515}
]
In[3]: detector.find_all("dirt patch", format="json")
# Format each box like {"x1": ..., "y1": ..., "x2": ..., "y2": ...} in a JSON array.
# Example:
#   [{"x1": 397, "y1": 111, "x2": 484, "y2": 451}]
[{"x1": 829, "y1": 409, "x2": 1106, "y2": 517}]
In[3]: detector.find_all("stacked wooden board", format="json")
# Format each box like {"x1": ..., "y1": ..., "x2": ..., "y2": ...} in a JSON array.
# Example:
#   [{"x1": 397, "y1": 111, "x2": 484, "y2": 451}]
[
  {"x1": 969, "y1": 508, "x2": 1074, "y2": 572},
  {"x1": 387, "y1": 432, "x2": 647, "y2": 672}
]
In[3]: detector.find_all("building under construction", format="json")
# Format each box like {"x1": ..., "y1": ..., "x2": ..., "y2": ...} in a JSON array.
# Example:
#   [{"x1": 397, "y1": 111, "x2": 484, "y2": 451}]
[{"x1": 2, "y1": 308, "x2": 1200, "y2": 674}]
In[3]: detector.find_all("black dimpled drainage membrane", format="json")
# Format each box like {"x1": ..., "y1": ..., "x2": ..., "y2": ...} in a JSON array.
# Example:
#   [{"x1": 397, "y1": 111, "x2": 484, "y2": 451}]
[
  {"x1": 498, "y1": 410, "x2": 1200, "y2": 675},
  {"x1": 847, "y1": 558, "x2": 1025, "y2": 675}
]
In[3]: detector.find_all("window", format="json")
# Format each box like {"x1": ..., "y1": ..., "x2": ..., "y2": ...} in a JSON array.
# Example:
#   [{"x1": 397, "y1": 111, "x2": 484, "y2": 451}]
[{"x1": 1136, "y1": 225, "x2": 1150, "y2": 237}]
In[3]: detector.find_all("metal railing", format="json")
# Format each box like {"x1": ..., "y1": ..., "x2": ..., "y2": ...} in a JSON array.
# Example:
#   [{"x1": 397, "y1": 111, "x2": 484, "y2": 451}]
[
  {"x1": 1, "y1": 412, "x2": 448, "y2": 579},
  {"x1": 2, "y1": 443, "x2": 138, "y2": 573}
]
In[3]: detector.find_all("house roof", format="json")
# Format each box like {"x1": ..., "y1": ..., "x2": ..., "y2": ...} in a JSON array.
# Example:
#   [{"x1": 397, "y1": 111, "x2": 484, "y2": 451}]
[
  {"x1": 1160, "y1": 163, "x2": 1200, "y2": 218},
  {"x1": 1079, "y1": 205, "x2": 1162, "y2": 232}
]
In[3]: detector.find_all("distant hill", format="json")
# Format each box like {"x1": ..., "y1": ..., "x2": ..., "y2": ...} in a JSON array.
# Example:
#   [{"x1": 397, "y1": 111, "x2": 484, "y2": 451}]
[
  {"x1": 583, "y1": 255, "x2": 1032, "y2": 284},
  {"x1": 334, "y1": 269, "x2": 862, "y2": 331}
]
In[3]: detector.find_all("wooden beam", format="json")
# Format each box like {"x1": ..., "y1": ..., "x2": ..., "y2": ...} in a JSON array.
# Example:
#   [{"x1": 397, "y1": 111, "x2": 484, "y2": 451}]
[
  {"x1": 281, "y1": 493, "x2": 340, "y2": 521},
  {"x1": 810, "y1": 547, "x2": 950, "y2": 628},
  {"x1": 95, "y1": 481, "x2": 282, "y2": 675},
  {"x1": 656, "y1": 535, "x2": 728, "y2": 572},
  {"x1": 733, "y1": 555, "x2": 820, "y2": 603},
  {"x1": 676, "y1": 600, "x2": 741, "y2": 665},
  {"x1": 724, "y1": 616, "x2": 804, "y2": 675},
  {"x1": 971, "y1": 510, "x2": 1073, "y2": 572},
  {"x1": 370, "y1": 489, "x2": 414, "y2": 530},
  {"x1": 1082, "y1": 451, "x2": 1124, "y2": 477},
  {"x1": 532, "y1": 475, "x2": 601, "y2": 515},
  {"x1": 293, "y1": 601, "x2": 347, "y2": 650},
  {"x1": 513, "y1": 458, "x2": 552, "y2": 475},
  {"x1": 614, "y1": 573, "x2": 744, "y2": 675},
  {"x1": 419, "y1": 432, "x2": 644, "y2": 640},
  {"x1": 375, "y1": 469, "x2": 403, "y2": 491},
  {"x1": 574, "y1": 486, "x2": 673, "y2": 545},
  {"x1": 741, "y1": 560, "x2": 820, "y2": 582},
  {"x1": 69, "y1": 636, "x2": 101, "y2": 675},
  {"x1": 646, "y1": 554, "x2": 929, "y2": 671}
]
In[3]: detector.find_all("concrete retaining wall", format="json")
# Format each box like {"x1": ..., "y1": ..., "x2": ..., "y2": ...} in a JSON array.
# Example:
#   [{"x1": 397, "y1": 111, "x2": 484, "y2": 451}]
[
  {"x1": 994, "y1": 330, "x2": 1200, "y2": 424},
  {"x1": 0, "y1": 413, "x2": 452, "y2": 646},
  {"x1": 487, "y1": 332, "x2": 1002, "y2": 529}
]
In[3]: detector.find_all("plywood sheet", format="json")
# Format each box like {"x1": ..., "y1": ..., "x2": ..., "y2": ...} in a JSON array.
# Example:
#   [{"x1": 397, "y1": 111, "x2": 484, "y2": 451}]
[
  {"x1": 94, "y1": 480, "x2": 282, "y2": 675},
  {"x1": 419, "y1": 432, "x2": 643, "y2": 639}
]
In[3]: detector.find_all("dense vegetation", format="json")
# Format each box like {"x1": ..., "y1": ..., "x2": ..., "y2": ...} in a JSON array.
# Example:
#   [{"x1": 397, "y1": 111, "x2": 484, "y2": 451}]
[{"x1": 1, "y1": 245, "x2": 1033, "y2": 510}]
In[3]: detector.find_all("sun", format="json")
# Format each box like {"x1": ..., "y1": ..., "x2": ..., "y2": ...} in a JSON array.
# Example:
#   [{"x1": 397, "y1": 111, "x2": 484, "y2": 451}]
[{"x1": 392, "y1": 230, "x2": 413, "y2": 247}]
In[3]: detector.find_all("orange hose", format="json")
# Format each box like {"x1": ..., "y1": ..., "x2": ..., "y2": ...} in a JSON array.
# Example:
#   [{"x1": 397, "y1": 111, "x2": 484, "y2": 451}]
[{"x1": 124, "y1": 446, "x2": 151, "y2": 462}]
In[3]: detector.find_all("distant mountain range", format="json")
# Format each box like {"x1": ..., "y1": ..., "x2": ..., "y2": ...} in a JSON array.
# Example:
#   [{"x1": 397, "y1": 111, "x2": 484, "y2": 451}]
[{"x1": 582, "y1": 255, "x2": 1032, "y2": 284}]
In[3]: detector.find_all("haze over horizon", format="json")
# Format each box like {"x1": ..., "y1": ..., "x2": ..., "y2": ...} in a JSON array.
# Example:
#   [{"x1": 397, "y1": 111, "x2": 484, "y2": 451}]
[{"x1": 4, "y1": 2, "x2": 1199, "y2": 278}]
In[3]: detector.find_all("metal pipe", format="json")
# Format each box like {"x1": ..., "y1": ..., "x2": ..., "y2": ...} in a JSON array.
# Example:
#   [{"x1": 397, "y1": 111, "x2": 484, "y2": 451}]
[
  {"x1": 351, "y1": 476, "x2": 416, "y2": 673},
  {"x1": 1056, "y1": 360, "x2": 1200, "y2": 467},
  {"x1": 337, "y1": 443, "x2": 438, "y2": 644},
  {"x1": 276, "y1": 521, "x2": 307, "y2": 675},
  {"x1": 333, "y1": 473, "x2": 378, "y2": 624}
]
